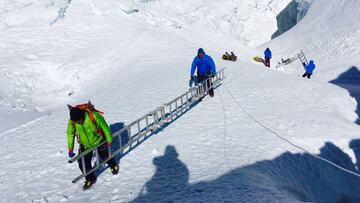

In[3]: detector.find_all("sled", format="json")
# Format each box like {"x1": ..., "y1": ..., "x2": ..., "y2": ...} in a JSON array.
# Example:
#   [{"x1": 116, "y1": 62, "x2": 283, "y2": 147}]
[{"x1": 253, "y1": 56, "x2": 266, "y2": 66}]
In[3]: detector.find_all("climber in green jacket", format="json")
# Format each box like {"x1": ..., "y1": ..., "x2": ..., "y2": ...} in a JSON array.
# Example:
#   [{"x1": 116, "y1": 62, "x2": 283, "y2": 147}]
[{"x1": 67, "y1": 104, "x2": 119, "y2": 190}]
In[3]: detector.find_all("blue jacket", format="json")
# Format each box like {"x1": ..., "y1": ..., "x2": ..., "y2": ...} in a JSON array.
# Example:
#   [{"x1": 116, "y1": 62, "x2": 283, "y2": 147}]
[
  {"x1": 306, "y1": 60, "x2": 316, "y2": 74},
  {"x1": 190, "y1": 53, "x2": 216, "y2": 77},
  {"x1": 264, "y1": 49, "x2": 272, "y2": 59}
]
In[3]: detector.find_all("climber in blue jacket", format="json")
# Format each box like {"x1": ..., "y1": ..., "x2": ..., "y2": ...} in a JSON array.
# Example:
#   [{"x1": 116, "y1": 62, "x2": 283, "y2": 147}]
[
  {"x1": 190, "y1": 48, "x2": 216, "y2": 97},
  {"x1": 264, "y1": 47, "x2": 272, "y2": 67},
  {"x1": 302, "y1": 60, "x2": 316, "y2": 79}
]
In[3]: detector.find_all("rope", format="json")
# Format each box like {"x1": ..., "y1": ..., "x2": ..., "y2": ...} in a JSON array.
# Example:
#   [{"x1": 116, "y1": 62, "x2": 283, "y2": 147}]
[
  {"x1": 217, "y1": 88, "x2": 233, "y2": 169},
  {"x1": 222, "y1": 84, "x2": 360, "y2": 179}
]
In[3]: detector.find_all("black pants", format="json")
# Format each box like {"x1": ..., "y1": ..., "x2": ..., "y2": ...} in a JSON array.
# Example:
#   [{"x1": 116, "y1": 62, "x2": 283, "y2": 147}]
[
  {"x1": 265, "y1": 57, "x2": 270, "y2": 67},
  {"x1": 198, "y1": 74, "x2": 214, "y2": 97},
  {"x1": 302, "y1": 72, "x2": 312, "y2": 79},
  {"x1": 78, "y1": 144, "x2": 117, "y2": 181},
  {"x1": 198, "y1": 75, "x2": 212, "y2": 90}
]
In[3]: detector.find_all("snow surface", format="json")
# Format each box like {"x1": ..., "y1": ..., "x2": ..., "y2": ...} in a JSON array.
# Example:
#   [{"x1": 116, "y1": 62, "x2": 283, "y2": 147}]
[{"x1": 1, "y1": 0, "x2": 360, "y2": 202}]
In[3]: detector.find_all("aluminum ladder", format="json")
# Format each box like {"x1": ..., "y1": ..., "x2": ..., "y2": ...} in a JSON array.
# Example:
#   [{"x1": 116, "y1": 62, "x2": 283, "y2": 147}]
[{"x1": 68, "y1": 68, "x2": 226, "y2": 183}]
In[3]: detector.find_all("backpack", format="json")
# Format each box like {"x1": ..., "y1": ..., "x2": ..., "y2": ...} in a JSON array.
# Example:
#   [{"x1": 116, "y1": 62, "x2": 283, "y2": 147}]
[{"x1": 68, "y1": 101, "x2": 105, "y2": 138}]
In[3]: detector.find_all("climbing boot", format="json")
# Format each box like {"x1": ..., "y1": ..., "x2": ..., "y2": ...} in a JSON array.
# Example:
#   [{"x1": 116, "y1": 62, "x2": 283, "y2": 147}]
[
  {"x1": 111, "y1": 164, "x2": 119, "y2": 175},
  {"x1": 83, "y1": 178, "x2": 96, "y2": 190},
  {"x1": 208, "y1": 88, "x2": 214, "y2": 97}
]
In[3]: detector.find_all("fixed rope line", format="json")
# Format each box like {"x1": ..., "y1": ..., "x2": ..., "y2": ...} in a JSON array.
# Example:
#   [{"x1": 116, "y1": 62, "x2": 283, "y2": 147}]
[
  {"x1": 223, "y1": 84, "x2": 360, "y2": 179},
  {"x1": 217, "y1": 88, "x2": 233, "y2": 169}
]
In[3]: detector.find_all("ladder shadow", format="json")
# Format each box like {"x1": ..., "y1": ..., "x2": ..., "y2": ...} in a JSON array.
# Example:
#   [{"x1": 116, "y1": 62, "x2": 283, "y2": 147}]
[
  {"x1": 117, "y1": 97, "x2": 202, "y2": 158},
  {"x1": 111, "y1": 84, "x2": 223, "y2": 162},
  {"x1": 95, "y1": 89, "x2": 211, "y2": 176}
]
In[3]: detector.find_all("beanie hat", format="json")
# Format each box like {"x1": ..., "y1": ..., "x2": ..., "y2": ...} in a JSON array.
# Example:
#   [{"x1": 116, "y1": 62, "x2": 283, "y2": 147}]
[
  {"x1": 198, "y1": 48, "x2": 205, "y2": 54},
  {"x1": 70, "y1": 107, "x2": 85, "y2": 122}
]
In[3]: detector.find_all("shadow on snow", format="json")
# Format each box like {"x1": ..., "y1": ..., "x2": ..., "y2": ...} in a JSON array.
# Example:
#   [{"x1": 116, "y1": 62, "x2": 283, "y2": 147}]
[
  {"x1": 95, "y1": 99, "x2": 202, "y2": 176},
  {"x1": 330, "y1": 66, "x2": 360, "y2": 125},
  {"x1": 130, "y1": 142, "x2": 360, "y2": 203}
]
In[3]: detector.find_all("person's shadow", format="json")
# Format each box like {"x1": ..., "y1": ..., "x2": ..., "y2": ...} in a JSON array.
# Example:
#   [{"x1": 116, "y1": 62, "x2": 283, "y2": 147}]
[
  {"x1": 131, "y1": 145, "x2": 189, "y2": 203},
  {"x1": 130, "y1": 142, "x2": 360, "y2": 203}
]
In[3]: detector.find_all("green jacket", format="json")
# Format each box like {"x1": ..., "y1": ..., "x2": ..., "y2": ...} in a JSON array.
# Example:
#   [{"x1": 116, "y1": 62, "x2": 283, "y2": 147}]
[{"x1": 67, "y1": 111, "x2": 112, "y2": 150}]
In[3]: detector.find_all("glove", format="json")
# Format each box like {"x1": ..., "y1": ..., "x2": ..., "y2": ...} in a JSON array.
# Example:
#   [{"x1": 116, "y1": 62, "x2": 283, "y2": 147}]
[
  {"x1": 68, "y1": 149, "x2": 75, "y2": 158},
  {"x1": 191, "y1": 76, "x2": 198, "y2": 86},
  {"x1": 107, "y1": 142, "x2": 112, "y2": 148},
  {"x1": 189, "y1": 77, "x2": 194, "y2": 87}
]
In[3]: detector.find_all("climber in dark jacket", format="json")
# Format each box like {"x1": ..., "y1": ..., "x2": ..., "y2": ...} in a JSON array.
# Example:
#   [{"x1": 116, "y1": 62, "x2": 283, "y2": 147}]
[{"x1": 264, "y1": 48, "x2": 272, "y2": 67}]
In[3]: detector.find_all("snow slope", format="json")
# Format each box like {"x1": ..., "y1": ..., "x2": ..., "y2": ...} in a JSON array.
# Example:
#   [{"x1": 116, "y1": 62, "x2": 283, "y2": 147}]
[
  {"x1": 265, "y1": 0, "x2": 360, "y2": 81},
  {"x1": 1, "y1": 0, "x2": 360, "y2": 202},
  {"x1": 0, "y1": 0, "x2": 291, "y2": 132}
]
